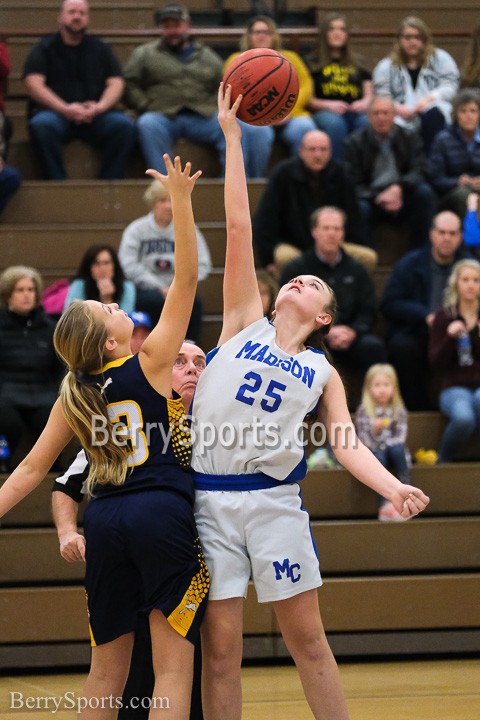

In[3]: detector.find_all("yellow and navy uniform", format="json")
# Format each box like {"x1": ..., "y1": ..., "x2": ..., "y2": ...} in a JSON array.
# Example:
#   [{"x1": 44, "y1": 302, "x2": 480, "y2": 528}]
[{"x1": 83, "y1": 354, "x2": 209, "y2": 646}]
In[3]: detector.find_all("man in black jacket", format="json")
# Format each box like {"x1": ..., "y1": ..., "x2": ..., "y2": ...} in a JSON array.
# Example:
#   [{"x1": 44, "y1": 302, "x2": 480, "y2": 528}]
[
  {"x1": 280, "y1": 206, "x2": 386, "y2": 390},
  {"x1": 344, "y1": 95, "x2": 435, "y2": 249},
  {"x1": 253, "y1": 129, "x2": 375, "y2": 275}
]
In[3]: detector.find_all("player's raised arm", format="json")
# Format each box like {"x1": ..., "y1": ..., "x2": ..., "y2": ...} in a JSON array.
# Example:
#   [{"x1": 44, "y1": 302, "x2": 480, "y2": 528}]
[
  {"x1": 217, "y1": 83, "x2": 264, "y2": 345},
  {"x1": 139, "y1": 155, "x2": 201, "y2": 394},
  {"x1": 0, "y1": 399, "x2": 74, "y2": 519}
]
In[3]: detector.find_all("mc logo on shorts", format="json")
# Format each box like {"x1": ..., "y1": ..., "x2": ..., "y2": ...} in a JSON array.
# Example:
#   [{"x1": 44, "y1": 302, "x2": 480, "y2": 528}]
[{"x1": 272, "y1": 558, "x2": 301, "y2": 583}]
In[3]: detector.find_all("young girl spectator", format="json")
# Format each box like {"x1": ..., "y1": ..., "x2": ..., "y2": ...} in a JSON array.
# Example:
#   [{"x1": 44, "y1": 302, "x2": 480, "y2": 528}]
[
  {"x1": 64, "y1": 244, "x2": 136, "y2": 313},
  {"x1": 429, "y1": 258, "x2": 480, "y2": 462},
  {"x1": 0, "y1": 157, "x2": 208, "y2": 719},
  {"x1": 307, "y1": 12, "x2": 372, "y2": 163},
  {"x1": 373, "y1": 15, "x2": 459, "y2": 154},
  {"x1": 223, "y1": 14, "x2": 316, "y2": 177},
  {"x1": 355, "y1": 363, "x2": 411, "y2": 521}
]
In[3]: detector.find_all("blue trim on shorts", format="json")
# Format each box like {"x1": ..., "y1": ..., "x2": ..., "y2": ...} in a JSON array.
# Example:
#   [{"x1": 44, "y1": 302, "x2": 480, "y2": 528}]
[{"x1": 193, "y1": 458, "x2": 307, "y2": 491}]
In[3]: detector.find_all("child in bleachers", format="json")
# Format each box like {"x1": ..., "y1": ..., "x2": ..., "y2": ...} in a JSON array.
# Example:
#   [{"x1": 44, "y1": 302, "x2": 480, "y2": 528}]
[{"x1": 355, "y1": 363, "x2": 411, "y2": 521}]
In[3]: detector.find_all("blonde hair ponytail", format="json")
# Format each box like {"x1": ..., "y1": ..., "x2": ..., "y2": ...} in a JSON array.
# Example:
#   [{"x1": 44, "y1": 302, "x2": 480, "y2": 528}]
[{"x1": 54, "y1": 302, "x2": 129, "y2": 495}]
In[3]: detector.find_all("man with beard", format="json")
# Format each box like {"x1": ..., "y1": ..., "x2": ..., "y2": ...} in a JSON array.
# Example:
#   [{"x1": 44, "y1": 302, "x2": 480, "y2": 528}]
[
  {"x1": 22, "y1": 0, "x2": 136, "y2": 180},
  {"x1": 123, "y1": 3, "x2": 225, "y2": 175}
]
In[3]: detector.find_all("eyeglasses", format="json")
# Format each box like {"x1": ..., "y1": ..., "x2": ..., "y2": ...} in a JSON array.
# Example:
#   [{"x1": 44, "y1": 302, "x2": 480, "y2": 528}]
[{"x1": 400, "y1": 33, "x2": 423, "y2": 40}]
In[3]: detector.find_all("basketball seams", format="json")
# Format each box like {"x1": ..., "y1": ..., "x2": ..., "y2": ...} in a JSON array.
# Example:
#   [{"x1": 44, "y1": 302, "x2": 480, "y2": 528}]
[{"x1": 223, "y1": 48, "x2": 299, "y2": 126}]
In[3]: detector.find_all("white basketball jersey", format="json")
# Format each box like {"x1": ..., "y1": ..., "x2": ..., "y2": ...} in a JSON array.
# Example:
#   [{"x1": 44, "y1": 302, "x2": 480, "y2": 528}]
[{"x1": 191, "y1": 318, "x2": 331, "y2": 485}]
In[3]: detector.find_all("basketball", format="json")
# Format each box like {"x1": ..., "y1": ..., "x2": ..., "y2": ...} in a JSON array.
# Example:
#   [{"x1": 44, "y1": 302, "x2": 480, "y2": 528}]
[{"x1": 223, "y1": 48, "x2": 299, "y2": 126}]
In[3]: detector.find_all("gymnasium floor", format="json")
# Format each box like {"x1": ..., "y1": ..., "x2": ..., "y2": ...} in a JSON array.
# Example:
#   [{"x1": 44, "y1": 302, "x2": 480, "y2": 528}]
[{"x1": 1, "y1": 658, "x2": 479, "y2": 719}]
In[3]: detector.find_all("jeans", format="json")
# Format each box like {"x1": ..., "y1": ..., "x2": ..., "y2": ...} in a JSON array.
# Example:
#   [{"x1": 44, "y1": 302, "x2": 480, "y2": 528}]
[
  {"x1": 29, "y1": 110, "x2": 136, "y2": 180},
  {"x1": 313, "y1": 109, "x2": 369, "y2": 163},
  {"x1": 438, "y1": 386, "x2": 480, "y2": 462},
  {"x1": 359, "y1": 182, "x2": 435, "y2": 249},
  {"x1": 372, "y1": 443, "x2": 410, "y2": 503},
  {"x1": 239, "y1": 121, "x2": 274, "y2": 178},
  {"x1": 137, "y1": 111, "x2": 226, "y2": 175},
  {"x1": 0, "y1": 163, "x2": 22, "y2": 213}
]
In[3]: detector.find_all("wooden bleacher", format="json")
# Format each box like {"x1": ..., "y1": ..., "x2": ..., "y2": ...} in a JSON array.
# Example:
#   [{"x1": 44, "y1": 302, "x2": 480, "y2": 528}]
[{"x1": 1, "y1": 0, "x2": 480, "y2": 670}]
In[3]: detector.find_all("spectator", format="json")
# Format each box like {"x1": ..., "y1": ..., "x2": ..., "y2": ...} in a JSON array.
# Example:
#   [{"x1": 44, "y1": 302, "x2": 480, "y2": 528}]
[
  {"x1": 119, "y1": 179, "x2": 212, "y2": 342},
  {"x1": 256, "y1": 269, "x2": 278, "y2": 317},
  {"x1": 307, "y1": 12, "x2": 372, "y2": 163},
  {"x1": 252, "y1": 129, "x2": 377, "y2": 275},
  {"x1": 373, "y1": 16, "x2": 459, "y2": 154},
  {"x1": 280, "y1": 206, "x2": 387, "y2": 383},
  {"x1": 123, "y1": 3, "x2": 224, "y2": 175},
  {"x1": 428, "y1": 88, "x2": 480, "y2": 218},
  {"x1": 344, "y1": 95, "x2": 435, "y2": 249},
  {"x1": 0, "y1": 266, "x2": 63, "y2": 469},
  {"x1": 223, "y1": 15, "x2": 316, "y2": 177},
  {"x1": 0, "y1": 42, "x2": 22, "y2": 215},
  {"x1": 22, "y1": 0, "x2": 136, "y2": 180},
  {"x1": 429, "y1": 259, "x2": 480, "y2": 462},
  {"x1": 381, "y1": 211, "x2": 472, "y2": 410},
  {"x1": 355, "y1": 363, "x2": 411, "y2": 521},
  {"x1": 64, "y1": 244, "x2": 136, "y2": 313}
]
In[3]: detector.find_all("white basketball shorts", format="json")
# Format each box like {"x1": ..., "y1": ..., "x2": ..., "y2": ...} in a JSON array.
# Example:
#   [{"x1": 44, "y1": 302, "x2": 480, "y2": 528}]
[{"x1": 194, "y1": 483, "x2": 322, "y2": 602}]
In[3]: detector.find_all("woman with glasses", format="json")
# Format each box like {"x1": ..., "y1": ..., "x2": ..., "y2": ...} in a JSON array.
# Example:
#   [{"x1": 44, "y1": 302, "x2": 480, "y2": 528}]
[
  {"x1": 223, "y1": 15, "x2": 316, "y2": 177},
  {"x1": 373, "y1": 16, "x2": 459, "y2": 154}
]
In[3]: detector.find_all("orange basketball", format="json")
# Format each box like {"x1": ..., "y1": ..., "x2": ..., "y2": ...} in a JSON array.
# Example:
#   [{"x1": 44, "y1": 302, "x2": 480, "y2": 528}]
[{"x1": 223, "y1": 48, "x2": 299, "y2": 126}]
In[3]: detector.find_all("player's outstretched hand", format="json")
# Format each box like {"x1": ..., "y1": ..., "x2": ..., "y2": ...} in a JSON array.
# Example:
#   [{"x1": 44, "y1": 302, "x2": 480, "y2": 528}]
[
  {"x1": 217, "y1": 82, "x2": 242, "y2": 138},
  {"x1": 392, "y1": 485, "x2": 430, "y2": 520},
  {"x1": 146, "y1": 155, "x2": 202, "y2": 197}
]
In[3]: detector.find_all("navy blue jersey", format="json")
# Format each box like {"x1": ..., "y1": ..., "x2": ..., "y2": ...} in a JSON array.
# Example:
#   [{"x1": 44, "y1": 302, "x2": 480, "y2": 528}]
[{"x1": 90, "y1": 354, "x2": 193, "y2": 502}]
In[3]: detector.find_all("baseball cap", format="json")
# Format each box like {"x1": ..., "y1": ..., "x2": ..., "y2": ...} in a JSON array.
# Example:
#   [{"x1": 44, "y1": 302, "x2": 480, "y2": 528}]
[
  {"x1": 156, "y1": 3, "x2": 190, "y2": 23},
  {"x1": 128, "y1": 311, "x2": 153, "y2": 329}
]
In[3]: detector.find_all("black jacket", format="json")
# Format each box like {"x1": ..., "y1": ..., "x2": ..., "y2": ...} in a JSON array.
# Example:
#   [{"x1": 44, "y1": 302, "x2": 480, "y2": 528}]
[
  {"x1": 344, "y1": 124, "x2": 427, "y2": 200},
  {"x1": 380, "y1": 245, "x2": 472, "y2": 336},
  {"x1": 253, "y1": 156, "x2": 365, "y2": 266},
  {"x1": 0, "y1": 307, "x2": 63, "y2": 405}
]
